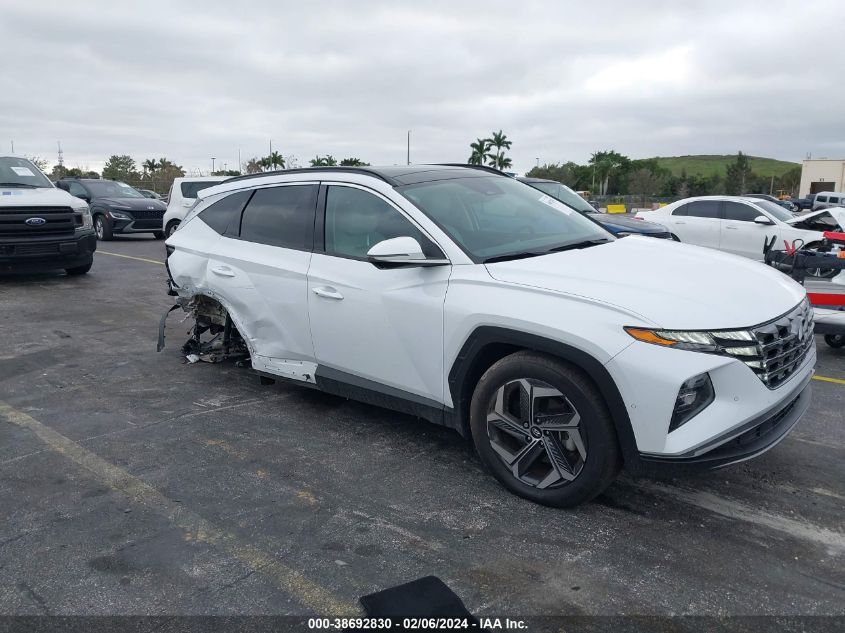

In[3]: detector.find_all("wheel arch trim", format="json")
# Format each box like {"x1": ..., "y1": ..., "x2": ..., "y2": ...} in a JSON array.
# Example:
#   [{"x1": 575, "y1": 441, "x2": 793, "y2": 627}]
[{"x1": 447, "y1": 326, "x2": 642, "y2": 470}]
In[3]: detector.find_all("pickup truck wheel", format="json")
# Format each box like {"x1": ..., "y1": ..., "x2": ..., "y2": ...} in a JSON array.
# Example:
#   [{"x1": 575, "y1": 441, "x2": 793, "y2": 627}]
[
  {"x1": 165, "y1": 220, "x2": 180, "y2": 238},
  {"x1": 94, "y1": 215, "x2": 114, "y2": 241},
  {"x1": 65, "y1": 261, "x2": 92, "y2": 275},
  {"x1": 469, "y1": 351, "x2": 620, "y2": 507}
]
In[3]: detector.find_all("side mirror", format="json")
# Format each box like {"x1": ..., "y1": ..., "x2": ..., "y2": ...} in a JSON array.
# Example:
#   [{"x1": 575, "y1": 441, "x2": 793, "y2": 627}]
[
  {"x1": 366, "y1": 236, "x2": 449, "y2": 267},
  {"x1": 754, "y1": 215, "x2": 774, "y2": 225}
]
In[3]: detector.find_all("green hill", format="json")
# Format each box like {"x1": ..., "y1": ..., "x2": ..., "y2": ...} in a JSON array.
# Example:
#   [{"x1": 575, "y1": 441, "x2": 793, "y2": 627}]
[{"x1": 652, "y1": 155, "x2": 800, "y2": 179}]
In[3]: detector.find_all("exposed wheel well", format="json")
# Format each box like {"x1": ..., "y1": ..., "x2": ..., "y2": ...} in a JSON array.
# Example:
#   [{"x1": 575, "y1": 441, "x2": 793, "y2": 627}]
[{"x1": 447, "y1": 327, "x2": 642, "y2": 470}]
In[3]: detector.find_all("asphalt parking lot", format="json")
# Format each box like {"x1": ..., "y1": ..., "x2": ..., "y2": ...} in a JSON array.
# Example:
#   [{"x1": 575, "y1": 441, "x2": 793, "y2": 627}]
[{"x1": 0, "y1": 237, "x2": 843, "y2": 618}]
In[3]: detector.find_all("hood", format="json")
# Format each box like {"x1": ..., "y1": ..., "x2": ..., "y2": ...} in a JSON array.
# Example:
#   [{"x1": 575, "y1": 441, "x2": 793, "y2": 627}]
[
  {"x1": 588, "y1": 213, "x2": 666, "y2": 233},
  {"x1": 786, "y1": 207, "x2": 845, "y2": 226},
  {"x1": 0, "y1": 186, "x2": 85, "y2": 208},
  {"x1": 485, "y1": 236, "x2": 805, "y2": 330},
  {"x1": 98, "y1": 197, "x2": 167, "y2": 211}
]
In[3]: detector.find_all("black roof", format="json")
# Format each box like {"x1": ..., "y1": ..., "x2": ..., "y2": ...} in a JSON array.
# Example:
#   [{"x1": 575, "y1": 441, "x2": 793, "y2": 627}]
[
  {"x1": 223, "y1": 164, "x2": 508, "y2": 187},
  {"x1": 517, "y1": 176, "x2": 556, "y2": 183}
]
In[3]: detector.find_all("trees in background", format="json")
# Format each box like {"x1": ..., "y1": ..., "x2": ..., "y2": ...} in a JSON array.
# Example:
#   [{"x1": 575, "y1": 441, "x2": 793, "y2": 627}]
[
  {"x1": 467, "y1": 131, "x2": 513, "y2": 170},
  {"x1": 102, "y1": 155, "x2": 138, "y2": 181},
  {"x1": 340, "y1": 157, "x2": 370, "y2": 166},
  {"x1": 724, "y1": 151, "x2": 752, "y2": 195},
  {"x1": 310, "y1": 155, "x2": 338, "y2": 166}
]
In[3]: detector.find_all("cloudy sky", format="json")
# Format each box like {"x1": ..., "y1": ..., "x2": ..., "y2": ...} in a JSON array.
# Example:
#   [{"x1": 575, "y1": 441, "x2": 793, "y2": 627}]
[{"x1": 2, "y1": 0, "x2": 843, "y2": 175}]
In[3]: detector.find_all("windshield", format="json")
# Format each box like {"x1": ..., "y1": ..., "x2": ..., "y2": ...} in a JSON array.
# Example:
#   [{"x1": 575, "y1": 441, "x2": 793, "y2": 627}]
[
  {"x1": 0, "y1": 157, "x2": 53, "y2": 188},
  {"x1": 400, "y1": 176, "x2": 613, "y2": 261},
  {"x1": 754, "y1": 199, "x2": 793, "y2": 222},
  {"x1": 85, "y1": 180, "x2": 146, "y2": 198},
  {"x1": 527, "y1": 181, "x2": 594, "y2": 213}
]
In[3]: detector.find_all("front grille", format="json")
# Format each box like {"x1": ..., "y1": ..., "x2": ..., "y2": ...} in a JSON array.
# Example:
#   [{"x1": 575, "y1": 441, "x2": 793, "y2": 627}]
[
  {"x1": 0, "y1": 206, "x2": 76, "y2": 238},
  {"x1": 711, "y1": 299, "x2": 814, "y2": 389},
  {"x1": 132, "y1": 219, "x2": 163, "y2": 229},
  {"x1": 129, "y1": 209, "x2": 164, "y2": 220}
]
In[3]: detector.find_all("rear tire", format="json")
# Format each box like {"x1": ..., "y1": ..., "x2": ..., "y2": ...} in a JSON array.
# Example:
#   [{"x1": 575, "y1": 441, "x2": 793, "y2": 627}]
[
  {"x1": 66, "y1": 261, "x2": 92, "y2": 276},
  {"x1": 824, "y1": 334, "x2": 845, "y2": 348},
  {"x1": 165, "y1": 220, "x2": 180, "y2": 238},
  {"x1": 469, "y1": 351, "x2": 621, "y2": 507},
  {"x1": 94, "y1": 215, "x2": 114, "y2": 241}
]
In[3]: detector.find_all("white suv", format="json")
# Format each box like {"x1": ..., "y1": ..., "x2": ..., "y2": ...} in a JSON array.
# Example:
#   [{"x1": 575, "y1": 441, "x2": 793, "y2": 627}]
[
  {"x1": 163, "y1": 166, "x2": 815, "y2": 507},
  {"x1": 162, "y1": 176, "x2": 229, "y2": 237}
]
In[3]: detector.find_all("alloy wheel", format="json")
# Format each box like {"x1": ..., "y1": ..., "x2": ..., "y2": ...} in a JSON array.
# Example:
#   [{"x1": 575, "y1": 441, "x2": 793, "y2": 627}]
[
  {"x1": 486, "y1": 378, "x2": 587, "y2": 489},
  {"x1": 95, "y1": 217, "x2": 104, "y2": 239}
]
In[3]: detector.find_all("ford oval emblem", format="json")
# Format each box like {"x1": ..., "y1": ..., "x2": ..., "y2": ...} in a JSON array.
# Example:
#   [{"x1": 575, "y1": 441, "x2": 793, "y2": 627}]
[{"x1": 25, "y1": 217, "x2": 46, "y2": 226}]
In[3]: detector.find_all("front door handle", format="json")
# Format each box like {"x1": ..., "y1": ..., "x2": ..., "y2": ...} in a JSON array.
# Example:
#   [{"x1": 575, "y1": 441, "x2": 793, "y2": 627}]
[
  {"x1": 674, "y1": 221, "x2": 686, "y2": 225},
  {"x1": 724, "y1": 225, "x2": 739, "y2": 230},
  {"x1": 312, "y1": 286, "x2": 344, "y2": 300},
  {"x1": 211, "y1": 266, "x2": 236, "y2": 277}
]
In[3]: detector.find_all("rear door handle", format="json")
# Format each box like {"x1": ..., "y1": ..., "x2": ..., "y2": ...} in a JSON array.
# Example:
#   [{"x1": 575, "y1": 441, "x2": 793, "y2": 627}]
[
  {"x1": 725, "y1": 225, "x2": 739, "y2": 230},
  {"x1": 211, "y1": 266, "x2": 236, "y2": 277},
  {"x1": 312, "y1": 286, "x2": 343, "y2": 300},
  {"x1": 674, "y1": 221, "x2": 686, "y2": 225}
]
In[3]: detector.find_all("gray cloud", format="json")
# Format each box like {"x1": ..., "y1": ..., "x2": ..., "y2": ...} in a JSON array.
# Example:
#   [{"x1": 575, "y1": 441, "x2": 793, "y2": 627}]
[{"x1": 1, "y1": 0, "x2": 843, "y2": 174}]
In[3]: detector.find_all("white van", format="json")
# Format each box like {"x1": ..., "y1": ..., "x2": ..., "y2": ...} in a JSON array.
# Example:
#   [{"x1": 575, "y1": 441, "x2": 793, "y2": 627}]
[
  {"x1": 812, "y1": 191, "x2": 845, "y2": 211},
  {"x1": 163, "y1": 176, "x2": 229, "y2": 237}
]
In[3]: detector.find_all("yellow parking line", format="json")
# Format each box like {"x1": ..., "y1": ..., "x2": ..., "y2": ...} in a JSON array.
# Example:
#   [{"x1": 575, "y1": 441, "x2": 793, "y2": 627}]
[
  {"x1": 0, "y1": 401, "x2": 354, "y2": 615},
  {"x1": 97, "y1": 251, "x2": 164, "y2": 266},
  {"x1": 813, "y1": 375, "x2": 845, "y2": 386}
]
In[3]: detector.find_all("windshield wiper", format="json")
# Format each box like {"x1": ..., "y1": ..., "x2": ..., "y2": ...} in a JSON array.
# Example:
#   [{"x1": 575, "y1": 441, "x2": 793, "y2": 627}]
[
  {"x1": 483, "y1": 251, "x2": 543, "y2": 264},
  {"x1": 0, "y1": 182, "x2": 38, "y2": 188},
  {"x1": 544, "y1": 238, "x2": 612, "y2": 254}
]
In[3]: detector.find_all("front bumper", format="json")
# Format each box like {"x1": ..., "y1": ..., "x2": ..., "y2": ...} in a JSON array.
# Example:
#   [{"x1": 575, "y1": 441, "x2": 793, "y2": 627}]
[
  {"x1": 111, "y1": 217, "x2": 163, "y2": 234},
  {"x1": 606, "y1": 336, "x2": 816, "y2": 471},
  {"x1": 0, "y1": 231, "x2": 97, "y2": 272}
]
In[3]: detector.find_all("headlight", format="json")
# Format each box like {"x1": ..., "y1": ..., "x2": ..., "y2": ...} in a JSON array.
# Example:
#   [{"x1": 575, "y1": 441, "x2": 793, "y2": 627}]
[
  {"x1": 624, "y1": 326, "x2": 755, "y2": 353},
  {"x1": 74, "y1": 206, "x2": 93, "y2": 230},
  {"x1": 109, "y1": 210, "x2": 131, "y2": 220}
]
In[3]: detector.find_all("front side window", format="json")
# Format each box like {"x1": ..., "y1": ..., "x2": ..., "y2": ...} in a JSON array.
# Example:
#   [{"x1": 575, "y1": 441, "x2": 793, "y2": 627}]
[
  {"x1": 723, "y1": 201, "x2": 762, "y2": 222},
  {"x1": 399, "y1": 176, "x2": 611, "y2": 261},
  {"x1": 68, "y1": 181, "x2": 88, "y2": 199},
  {"x1": 199, "y1": 190, "x2": 251, "y2": 235},
  {"x1": 0, "y1": 157, "x2": 53, "y2": 188},
  {"x1": 685, "y1": 200, "x2": 721, "y2": 219},
  {"x1": 753, "y1": 200, "x2": 793, "y2": 222},
  {"x1": 239, "y1": 184, "x2": 317, "y2": 249},
  {"x1": 324, "y1": 186, "x2": 436, "y2": 259}
]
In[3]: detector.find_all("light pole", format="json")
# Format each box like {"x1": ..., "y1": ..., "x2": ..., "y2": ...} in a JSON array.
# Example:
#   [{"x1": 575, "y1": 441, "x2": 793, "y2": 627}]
[
  {"x1": 211, "y1": 157, "x2": 216, "y2": 173},
  {"x1": 407, "y1": 130, "x2": 411, "y2": 166}
]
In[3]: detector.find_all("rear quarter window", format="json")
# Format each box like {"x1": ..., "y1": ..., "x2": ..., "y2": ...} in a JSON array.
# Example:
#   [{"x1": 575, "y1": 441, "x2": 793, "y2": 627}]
[
  {"x1": 198, "y1": 190, "x2": 252, "y2": 235},
  {"x1": 181, "y1": 181, "x2": 222, "y2": 199},
  {"x1": 238, "y1": 185, "x2": 317, "y2": 250}
]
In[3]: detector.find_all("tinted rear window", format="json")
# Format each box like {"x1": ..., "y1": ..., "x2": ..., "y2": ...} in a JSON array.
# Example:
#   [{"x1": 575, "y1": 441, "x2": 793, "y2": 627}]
[
  {"x1": 181, "y1": 181, "x2": 223, "y2": 198},
  {"x1": 198, "y1": 190, "x2": 251, "y2": 235},
  {"x1": 239, "y1": 185, "x2": 317, "y2": 249},
  {"x1": 686, "y1": 200, "x2": 721, "y2": 219}
]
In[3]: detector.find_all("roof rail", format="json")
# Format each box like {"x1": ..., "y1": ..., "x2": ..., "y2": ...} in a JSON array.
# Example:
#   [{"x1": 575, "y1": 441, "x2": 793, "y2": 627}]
[
  {"x1": 436, "y1": 163, "x2": 510, "y2": 177},
  {"x1": 222, "y1": 166, "x2": 399, "y2": 186}
]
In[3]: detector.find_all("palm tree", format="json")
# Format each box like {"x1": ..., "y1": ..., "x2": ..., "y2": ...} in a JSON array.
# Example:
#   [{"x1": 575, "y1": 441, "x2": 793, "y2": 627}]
[
  {"x1": 142, "y1": 159, "x2": 159, "y2": 190},
  {"x1": 268, "y1": 151, "x2": 285, "y2": 170},
  {"x1": 258, "y1": 157, "x2": 272, "y2": 171},
  {"x1": 468, "y1": 138, "x2": 492, "y2": 165},
  {"x1": 309, "y1": 155, "x2": 338, "y2": 167},
  {"x1": 493, "y1": 155, "x2": 513, "y2": 171},
  {"x1": 340, "y1": 157, "x2": 369, "y2": 166},
  {"x1": 487, "y1": 130, "x2": 512, "y2": 170}
]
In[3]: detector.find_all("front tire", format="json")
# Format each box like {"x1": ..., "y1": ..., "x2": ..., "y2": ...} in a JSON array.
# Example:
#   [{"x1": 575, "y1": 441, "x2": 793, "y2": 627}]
[
  {"x1": 469, "y1": 351, "x2": 621, "y2": 507},
  {"x1": 94, "y1": 215, "x2": 114, "y2": 241},
  {"x1": 153, "y1": 231, "x2": 166, "y2": 240}
]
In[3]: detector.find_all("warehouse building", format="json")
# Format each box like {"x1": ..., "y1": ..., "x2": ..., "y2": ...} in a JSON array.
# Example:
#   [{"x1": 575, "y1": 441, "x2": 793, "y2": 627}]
[{"x1": 799, "y1": 158, "x2": 845, "y2": 196}]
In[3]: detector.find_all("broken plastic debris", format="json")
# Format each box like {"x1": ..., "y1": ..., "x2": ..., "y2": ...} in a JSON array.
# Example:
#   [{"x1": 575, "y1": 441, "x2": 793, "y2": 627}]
[{"x1": 186, "y1": 354, "x2": 200, "y2": 364}]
